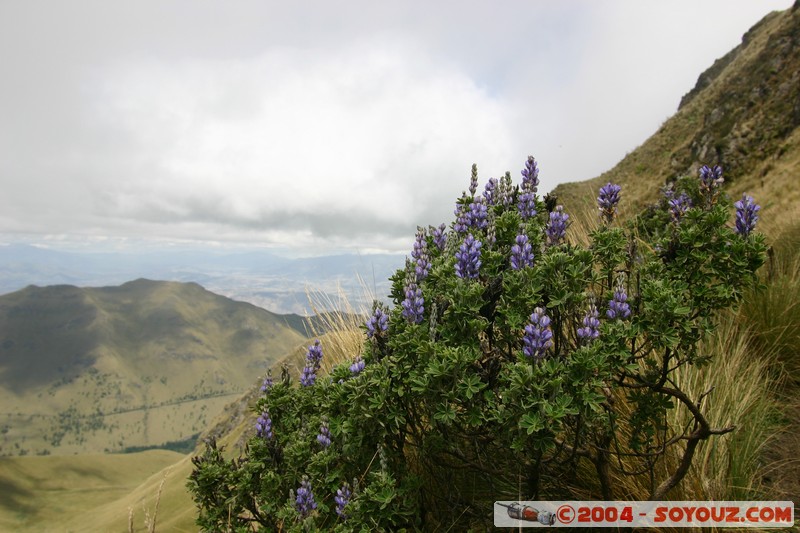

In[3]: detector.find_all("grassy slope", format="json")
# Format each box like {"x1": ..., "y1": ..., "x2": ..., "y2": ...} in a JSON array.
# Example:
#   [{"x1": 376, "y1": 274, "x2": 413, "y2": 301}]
[
  {"x1": 0, "y1": 450, "x2": 185, "y2": 532},
  {"x1": 0, "y1": 279, "x2": 308, "y2": 456},
  {"x1": 553, "y1": 6, "x2": 800, "y2": 237}
]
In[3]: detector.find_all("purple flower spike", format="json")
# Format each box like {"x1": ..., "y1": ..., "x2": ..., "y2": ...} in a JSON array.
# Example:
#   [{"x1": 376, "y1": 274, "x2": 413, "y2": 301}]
[
  {"x1": 316, "y1": 420, "x2": 331, "y2": 448},
  {"x1": 306, "y1": 340, "x2": 323, "y2": 371},
  {"x1": 577, "y1": 305, "x2": 601, "y2": 342},
  {"x1": 510, "y1": 233, "x2": 534, "y2": 270},
  {"x1": 335, "y1": 482, "x2": 352, "y2": 519},
  {"x1": 483, "y1": 177, "x2": 498, "y2": 206},
  {"x1": 295, "y1": 477, "x2": 317, "y2": 517},
  {"x1": 546, "y1": 206, "x2": 569, "y2": 246},
  {"x1": 260, "y1": 372, "x2": 274, "y2": 393},
  {"x1": 669, "y1": 193, "x2": 693, "y2": 223},
  {"x1": 455, "y1": 234, "x2": 482, "y2": 279},
  {"x1": 523, "y1": 307, "x2": 553, "y2": 361},
  {"x1": 607, "y1": 286, "x2": 631, "y2": 320},
  {"x1": 734, "y1": 194, "x2": 760, "y2": 237},
  {"x1": 699, "y1": 165, "x2": 724, "y2": 203},
  {"x1": 366, "y1": 307, "x2": 388, "y2": 339},
  {"x1": 518, "y1": 191, "x2": 537, "y2": 220},
  {"x1": 432, "y1": 223, "x2": 447, "y2": 251},
  {"x1": 454, "y1": 201, "x2": 470, "y2": 234},
  {"x1": 401, "y1": 283, "x2": 425, "y2": 324},
  {"x1": 300, "y1": 363, "x2": 316, "y2": 387},
  {"x1": 597, "y1": 182, "x2": 622, "y2": 223},
  {"x1": 255, "y1": 409, "x2": 273, "y2": 439},
  {"x1": 468, "y1": 197, "x2": 488, "y2": 230},
  {"x1": 521, "y1": 156, "x2": 540, "y2": 194}
]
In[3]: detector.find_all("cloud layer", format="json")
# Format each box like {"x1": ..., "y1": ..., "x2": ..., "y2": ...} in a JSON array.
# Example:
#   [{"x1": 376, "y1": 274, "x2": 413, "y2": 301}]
[{"x1": 0, "y1": 0, "x2": 792, "y2": 253}]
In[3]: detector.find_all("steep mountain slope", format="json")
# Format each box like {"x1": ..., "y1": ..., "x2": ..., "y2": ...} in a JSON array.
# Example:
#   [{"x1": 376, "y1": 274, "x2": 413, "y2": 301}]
[
  {"x1": 0, "y1": 279, "x2": 308, "y2": 456},
  {"x1": 554, "y1": 2, "x2": 800, "y2": 235}
]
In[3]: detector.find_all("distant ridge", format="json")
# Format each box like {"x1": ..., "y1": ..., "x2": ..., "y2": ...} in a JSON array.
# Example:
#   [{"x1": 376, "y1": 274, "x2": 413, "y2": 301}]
[{"x1": 0, "y1": 279, "x2": 308, "y2": 456}]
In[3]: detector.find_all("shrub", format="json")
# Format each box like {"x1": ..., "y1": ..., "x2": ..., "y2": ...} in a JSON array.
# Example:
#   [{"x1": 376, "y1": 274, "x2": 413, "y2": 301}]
[{"x1": 188, "y1": 159, "x2": 766, "y2": 531}]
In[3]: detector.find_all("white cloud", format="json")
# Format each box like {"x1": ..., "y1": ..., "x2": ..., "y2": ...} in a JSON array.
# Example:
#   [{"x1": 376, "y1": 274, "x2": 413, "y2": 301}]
[{"x1": 91, "y1": 36, "x2": 516, "y2": 251}]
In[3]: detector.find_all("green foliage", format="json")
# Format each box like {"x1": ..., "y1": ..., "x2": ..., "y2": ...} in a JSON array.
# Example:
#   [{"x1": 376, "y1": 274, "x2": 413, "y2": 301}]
[{"x1": 189, "y1": 161, "x2": 765, "y2": 530}]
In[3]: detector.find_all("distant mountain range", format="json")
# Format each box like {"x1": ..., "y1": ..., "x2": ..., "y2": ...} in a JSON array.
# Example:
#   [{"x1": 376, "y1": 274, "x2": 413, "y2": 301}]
[
  {"x1": 0, "y1": 244, "x2": 403, "y2": 314},
  {"x1": 0, "y1": 279, "x2": 310, "y2": 456}
]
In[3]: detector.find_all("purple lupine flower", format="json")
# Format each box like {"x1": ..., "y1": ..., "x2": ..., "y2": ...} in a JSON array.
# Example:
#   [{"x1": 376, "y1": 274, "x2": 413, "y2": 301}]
[
  {"x1": 577, "y1": 305, "x2": 601, "y2": 341},
  {"x1": 597, "y1": 182, "x2": 622, "y2": 223},
  {"x1": 468, "y1": 197, "x2": 488, "y2": 230},
  {"x1": 300, "y1": 363, "x2": 316, "y2": 387},
  {"x1": 483, "y1": 177, "x2": 498, "y2": 205},
  {"x1": 316, "y1": 420, "x2": 331, "y2": 448},
  {"x1": 306, "y1": 340, "x2": 323, "y2": 372},
  {"x1": 455, "y1": 234, "x2": 482, "y2": 279},
  {"x1": 523, "y1": 307, "x2": 553, "y2": 361},
  {"x1": 521, "y1": 156, "x2": 540, "y2": 194},
  {"x1": 469, "y1": 164, "x2": 479, "y2": 196},
  {"x1": 415, "y1": 252, "x2": 430, "y2": 281},
  {"x1": 510, "y1": 233, "x2": 534, "y2": 270},
  {"x1": 518, "y1": 191, "x2": 537, "y2": 220},
  {"x1": 431, "y1": 223, "x2": 447, "y2": 251},
  {"x1": 607, "y1": 286, "x2": 631, "y2": 320},
  {"x1": 546, "y1": 206, "x2": 569, "y2": 246},
  {"x1": 401, "y1": 283, "x2": 425, "y2": 324},
  {"x1": 295, "y1": 477, "x2": 317, "y2": 517},
  {"x1": 260, "y1": 372, "x2": 274, "y2": 393},
  {"x1": 454, "y1": 202, "x2": 470, "y2": 234},
  {"x1": 669, "y1": 193, "x2": 693, "y2": 223},
  {"x1": 734, "y1": 194, "x2": 760, "y2": 237},
  {"x1": 349, "y1": 354, "x2": 365, "y2": 375},
  {"x1": 255, "y1": 409, "x2": 273, "y2": 439},
  {"x1": 411, "y1": 227, "x2": 426, "y2": 261},
  {"x1": 335, "y1": 482, "x2": 352, "y2": 519},
  {"x1": 366, "y1": 307, "x2": 388, "y2": 339},
  {"x1": 699, "y1": 165, "x2": 724, "y2": 203}
]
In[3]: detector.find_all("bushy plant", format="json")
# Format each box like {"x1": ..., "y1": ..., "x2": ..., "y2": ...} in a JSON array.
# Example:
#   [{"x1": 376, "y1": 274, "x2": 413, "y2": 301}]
[{"x1": 188, "y1": 158, "x2": 766, "y2": 531}]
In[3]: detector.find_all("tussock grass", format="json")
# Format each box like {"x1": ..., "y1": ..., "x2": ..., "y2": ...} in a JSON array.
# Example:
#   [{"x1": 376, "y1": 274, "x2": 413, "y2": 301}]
[{"x1": 303, "y1": 279, "x2": 371, "y2": 371}]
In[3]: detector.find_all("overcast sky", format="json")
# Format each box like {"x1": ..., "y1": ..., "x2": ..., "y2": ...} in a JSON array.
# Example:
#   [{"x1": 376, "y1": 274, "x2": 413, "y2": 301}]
[{"x1": 0, "y1": 1, "x2": 793, "y2": 255}]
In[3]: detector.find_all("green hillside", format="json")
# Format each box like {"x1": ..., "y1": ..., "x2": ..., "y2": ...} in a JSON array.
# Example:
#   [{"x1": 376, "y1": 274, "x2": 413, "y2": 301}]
[{"x1": 0, "y1": 279, "x2": 308, "y2": 456}]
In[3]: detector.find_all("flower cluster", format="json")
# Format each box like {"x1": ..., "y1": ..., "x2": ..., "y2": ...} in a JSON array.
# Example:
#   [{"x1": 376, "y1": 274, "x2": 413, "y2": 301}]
[
  {"x1": 411, "y1": 227, "x2": 430, "y2": 281},
  {"x1": 668, "y1": 192, "x2": 693, "y2": 223},
  {"x1": 546, "y1": 206, "x2": 569, "y2": 246},
  {"x1": 431, "y1": 223, "x2": 447, "y2": 251},
  {"x1": 483, "y1": 177, "x2": 497, "y2": 205},
  {"x1": 699, "y1": 165, "x2": 724, "y2": 203},
  {"x1": 597, "y1": 182, "x2": 621, "y2": 223},
  {"x1": 366, "y1": 306, "x2": 388, "y2": 339},
  {"x1": 295, "y1": 477, "x2": 317, "y2": 518},
  {"x1": 260, "y1": 372, "x2": 273, "y2": 394},
  {"x1": 518, "y1": 191, "x2": 537, "y2": 220},
  {"x1": 523, "y1": 307, "x2": 553, "y2": 361},
  {"x1": 454, "y1": 197, "x2": 470, "y2": 234},
  {"x1": 335, "y1": 482, "x2": 352, "y2": 519},
  {"x1": 455, "y1": 234, "x2": 482, "y2": 279},
  {"x1": 300, "y1": 340, "x2": 323, "y2": 387},
  {"x1": 577, "y1": 305, "x2": 601, "y2": 341},
  {"x1": 401, "y1": 283, "x2": 425, "y2": 324},
  {"x1": 349, "y1": 354, "x2": 365, "y2": 375},
  {"x1": 520, "y1": 155, "x2": 540, "y2": 194},
  {"x1": 607, "y1": 286, "x2": 631, "y2": 319},
  {"x1": 734, "y1": 194, "x2": 760, "y2": 237},
  {"x1": 510, "y1": 233, "x2": 534, "y2": 270},
  {"x1": 255, "y1": 409, "x2": 273, "y2": 440},
  {"x1": 468, "y1": 198, "x2": 488, "y2": 230},
  {"x1": 316, "y1": 420, "x2": 331, "y2": 448}
]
